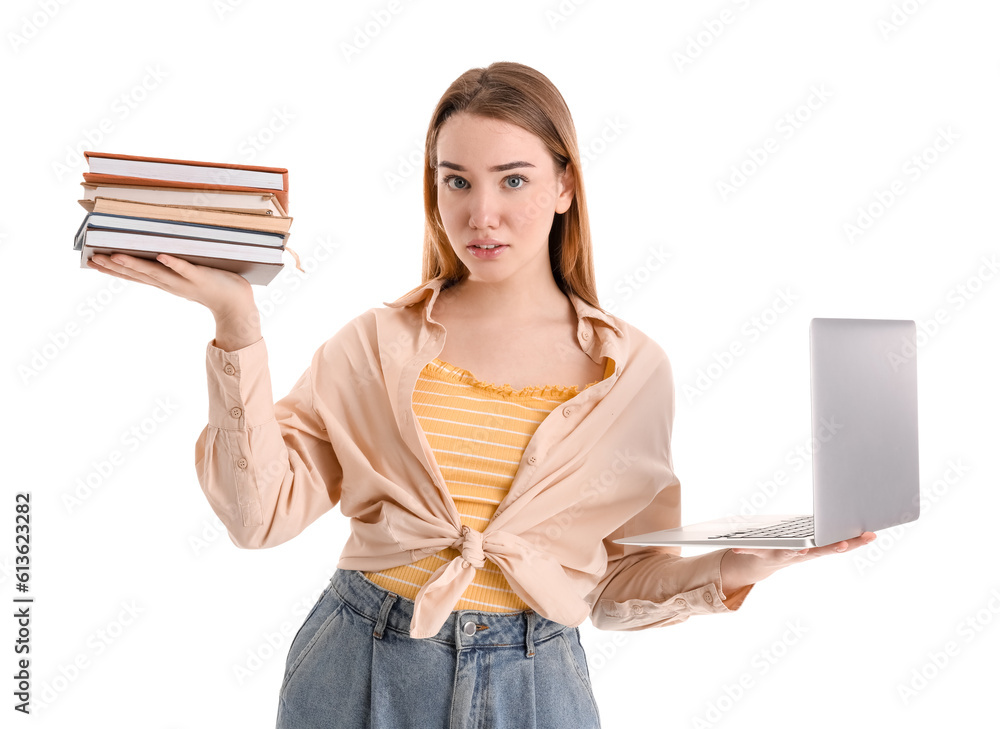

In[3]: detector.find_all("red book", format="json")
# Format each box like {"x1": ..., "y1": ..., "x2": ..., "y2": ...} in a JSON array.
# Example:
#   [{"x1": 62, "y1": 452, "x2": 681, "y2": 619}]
[{"x1": 83, "y1": 150, "x2": 290, "y2": 213}]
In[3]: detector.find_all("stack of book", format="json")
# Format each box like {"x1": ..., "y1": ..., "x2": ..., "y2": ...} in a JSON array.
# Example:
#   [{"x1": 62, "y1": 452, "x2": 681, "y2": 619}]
[{"x1": 73, "y1": 151, "x2": 297, "y2": 285}]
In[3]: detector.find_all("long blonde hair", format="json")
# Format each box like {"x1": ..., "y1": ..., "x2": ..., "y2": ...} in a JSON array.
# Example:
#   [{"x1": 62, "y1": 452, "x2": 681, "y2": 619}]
[{"x1": 420, "y1": 62, "x2": 603, "y2": 310}]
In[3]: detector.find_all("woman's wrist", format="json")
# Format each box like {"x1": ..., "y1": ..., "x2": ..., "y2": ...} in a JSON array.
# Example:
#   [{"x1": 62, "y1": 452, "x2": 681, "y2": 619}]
[
  {"x1": 213, "y1": 306, "x2": 262, "y2": 352},
  {"x1": 720, "y1": 548, "x2": 773, "y2": 595}
]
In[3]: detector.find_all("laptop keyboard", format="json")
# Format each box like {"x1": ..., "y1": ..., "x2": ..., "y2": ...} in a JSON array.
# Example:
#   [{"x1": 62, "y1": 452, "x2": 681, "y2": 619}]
[{"x1": 708, "y1": 515, "x2": 815, "y2": 540}]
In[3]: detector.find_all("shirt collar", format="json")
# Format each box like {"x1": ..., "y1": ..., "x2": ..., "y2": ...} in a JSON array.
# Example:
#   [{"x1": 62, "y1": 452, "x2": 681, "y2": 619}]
[{"x1": 383, "y1": 277, "x2": 623, "y2": 338}]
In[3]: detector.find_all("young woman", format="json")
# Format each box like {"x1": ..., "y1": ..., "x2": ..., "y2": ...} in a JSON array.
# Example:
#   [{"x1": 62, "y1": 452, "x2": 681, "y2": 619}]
[{"x1": 87, "y1": 61, "x2": 875, "y2": 729}]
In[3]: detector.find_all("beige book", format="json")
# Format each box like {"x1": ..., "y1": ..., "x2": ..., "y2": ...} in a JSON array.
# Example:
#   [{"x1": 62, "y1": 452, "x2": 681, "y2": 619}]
[
  {"x1": 79, "y1": 182, "x2": 288, "y2": 217},
  {"x1": 88, "y1": 196, "x2": 292, "y2": 235}
]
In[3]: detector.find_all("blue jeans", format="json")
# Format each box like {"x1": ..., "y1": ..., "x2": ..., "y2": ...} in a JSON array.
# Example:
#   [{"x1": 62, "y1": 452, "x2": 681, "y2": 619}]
[{"x1": 276, "y1": 569, "x2": 602, "y2": 728}]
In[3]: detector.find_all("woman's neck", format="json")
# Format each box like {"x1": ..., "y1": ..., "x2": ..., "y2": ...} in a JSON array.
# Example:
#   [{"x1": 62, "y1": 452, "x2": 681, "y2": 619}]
[{"x1": 438, "y1": 274, "x2": 571, "y2": 324}]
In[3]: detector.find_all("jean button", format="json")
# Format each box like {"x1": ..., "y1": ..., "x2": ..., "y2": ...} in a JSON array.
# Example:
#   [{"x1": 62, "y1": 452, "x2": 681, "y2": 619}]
[{"x1": 462, "y1": 621, "x2": 476, "y2": 636}]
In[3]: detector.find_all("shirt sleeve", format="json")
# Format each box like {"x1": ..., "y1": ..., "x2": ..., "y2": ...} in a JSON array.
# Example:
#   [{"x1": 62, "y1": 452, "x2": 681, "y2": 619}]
[
  {"x1": 585, "y1": 482, "x2": 754, "y2": 631},
  {"x1": 583, "y1": 336, "x2": 755, "y2": 630},
  {"x1": 193, "y1": 336, "x2": 343, "y2": 549}
]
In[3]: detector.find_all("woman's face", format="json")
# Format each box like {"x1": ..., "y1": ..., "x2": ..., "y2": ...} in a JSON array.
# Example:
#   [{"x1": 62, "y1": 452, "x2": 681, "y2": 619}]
[{"x1": 434, "y1": 112, "x2": 574, "y2": 288}]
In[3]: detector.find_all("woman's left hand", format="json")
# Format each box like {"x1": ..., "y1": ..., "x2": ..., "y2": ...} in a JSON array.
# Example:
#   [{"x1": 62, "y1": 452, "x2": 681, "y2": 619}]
[{"x1": 720, "y1": 532, "x2": 878, "y2": 594}]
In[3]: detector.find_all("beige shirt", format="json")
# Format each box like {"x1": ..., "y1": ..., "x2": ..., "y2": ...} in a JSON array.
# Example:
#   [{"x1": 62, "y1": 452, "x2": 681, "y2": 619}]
[{"x1": 194, "y1": 276, "x2": 752, "y2": 639}]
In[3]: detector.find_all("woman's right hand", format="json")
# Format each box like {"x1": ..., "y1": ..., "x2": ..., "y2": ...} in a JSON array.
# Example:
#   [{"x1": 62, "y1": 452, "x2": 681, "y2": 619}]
[{"x1": 87, "y1": 252, "x2": 262, "y2": 350}]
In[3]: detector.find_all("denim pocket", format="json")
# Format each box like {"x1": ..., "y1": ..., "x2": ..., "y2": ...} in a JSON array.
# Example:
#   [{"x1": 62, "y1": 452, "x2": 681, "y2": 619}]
[
  {"x1": 289, "y1": 579, "x2": 335, "y2": 644},
  {"x1": 557, "y1": 630, "x2": 601, "y2": 721},
  {"x1": 280, "y1": 584, "x2": 346, "y2": 692}
]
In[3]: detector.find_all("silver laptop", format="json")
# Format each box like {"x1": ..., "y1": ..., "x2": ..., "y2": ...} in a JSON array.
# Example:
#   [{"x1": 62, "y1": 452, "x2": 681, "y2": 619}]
[{"x1": 614, "y1": 318, "x2": 920, "y2": 549}]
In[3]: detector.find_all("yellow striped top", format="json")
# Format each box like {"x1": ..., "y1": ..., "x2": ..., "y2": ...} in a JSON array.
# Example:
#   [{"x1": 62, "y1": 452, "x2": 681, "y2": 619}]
[{"x1": 365, "y1": 355, "x2": 612, "y2": 612}]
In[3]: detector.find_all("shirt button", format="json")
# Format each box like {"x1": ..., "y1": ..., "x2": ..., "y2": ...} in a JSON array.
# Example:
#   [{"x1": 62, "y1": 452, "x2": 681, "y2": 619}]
[
  {"x1": 462, "y1": 621, "x2": 477, "y2": 636},
  {"x1": 630, "y1": 605, "x2": 644, "y2": 615},
  {"x1": 581, "y1": 331, "x2": 590, "y2": 340},
  {"x1": 562, "y1": 407, "x2": 573, "y2": 417},
  {"x1": 704, "y1": 591, "x2": 714, "y2": 605},
  {"x1": 675, "y1": 598, "x2": 686, "y2": 608},
  {"x1": 223, "y1": 364, "x2": 236, "y2": 375},
  {"x1": 236, "y1": 458, "x2": 248, "y2": 469},
  {"x1": 527, "y1": 455, "x2": 537, "y2": 465},
  {"x1": 230, "y1": 407, "x2": 243, "y2": 419}
]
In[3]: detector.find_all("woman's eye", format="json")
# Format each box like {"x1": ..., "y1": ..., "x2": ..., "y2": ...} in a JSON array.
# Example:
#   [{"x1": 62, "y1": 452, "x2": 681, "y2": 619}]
[{"x1": 441, "y1": 174, "x2": 528, "y2": 190}]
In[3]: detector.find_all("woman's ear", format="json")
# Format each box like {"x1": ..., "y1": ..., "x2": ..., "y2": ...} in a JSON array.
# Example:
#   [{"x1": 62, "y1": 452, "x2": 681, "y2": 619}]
[{"x1": 555, "y1": 164, "x2": 575, "y2": 215}]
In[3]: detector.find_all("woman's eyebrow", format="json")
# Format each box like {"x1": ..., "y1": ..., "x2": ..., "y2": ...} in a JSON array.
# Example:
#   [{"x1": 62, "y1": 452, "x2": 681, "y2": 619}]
[{"x1": 437, "y1": 160, "x2": 536, "y2": 172}]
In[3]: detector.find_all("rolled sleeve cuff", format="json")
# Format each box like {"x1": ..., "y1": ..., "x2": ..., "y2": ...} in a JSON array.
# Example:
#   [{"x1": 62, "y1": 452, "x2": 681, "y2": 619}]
[
  {"x1": 597, "y1": 582, "x2": 726, "y2": 627},
  {"x1": 593, "y1": 549, "x2": 755, "y2": 631},
  {"x1": 205, "y1": 337, "x2": 273, "y2": 429}
]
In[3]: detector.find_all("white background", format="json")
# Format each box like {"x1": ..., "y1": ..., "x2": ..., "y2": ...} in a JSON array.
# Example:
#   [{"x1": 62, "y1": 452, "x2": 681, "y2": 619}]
[{"x1": 3, "y1": 0, "x2": 998, "y2": 726}]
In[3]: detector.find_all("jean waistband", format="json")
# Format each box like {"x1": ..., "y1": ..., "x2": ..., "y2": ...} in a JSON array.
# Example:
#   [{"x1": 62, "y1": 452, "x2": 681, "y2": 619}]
[{"x1": 329, "y1": 569, "x2": 572, "y2": 655}]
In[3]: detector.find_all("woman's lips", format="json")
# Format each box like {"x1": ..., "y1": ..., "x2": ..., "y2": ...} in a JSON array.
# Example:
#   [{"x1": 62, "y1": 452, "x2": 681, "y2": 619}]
[{"x1": 467, "y1": 241, "x2": 508, "y2": 259}]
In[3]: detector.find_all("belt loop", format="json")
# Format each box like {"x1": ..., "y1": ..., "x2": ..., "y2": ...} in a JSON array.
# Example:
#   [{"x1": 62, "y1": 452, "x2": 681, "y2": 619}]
[
  {"x1": 525, "y1": 610, "x2": 536, "y2": 658},
  {"x1": 373, "y1": 592, "x2": 397, "y2": 640}
]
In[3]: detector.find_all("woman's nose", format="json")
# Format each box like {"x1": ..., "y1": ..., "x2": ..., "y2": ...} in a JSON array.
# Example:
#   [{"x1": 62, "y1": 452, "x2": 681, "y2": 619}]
[{"x1": 467, "y1": 188, "x2": 501, "y2": 230}]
